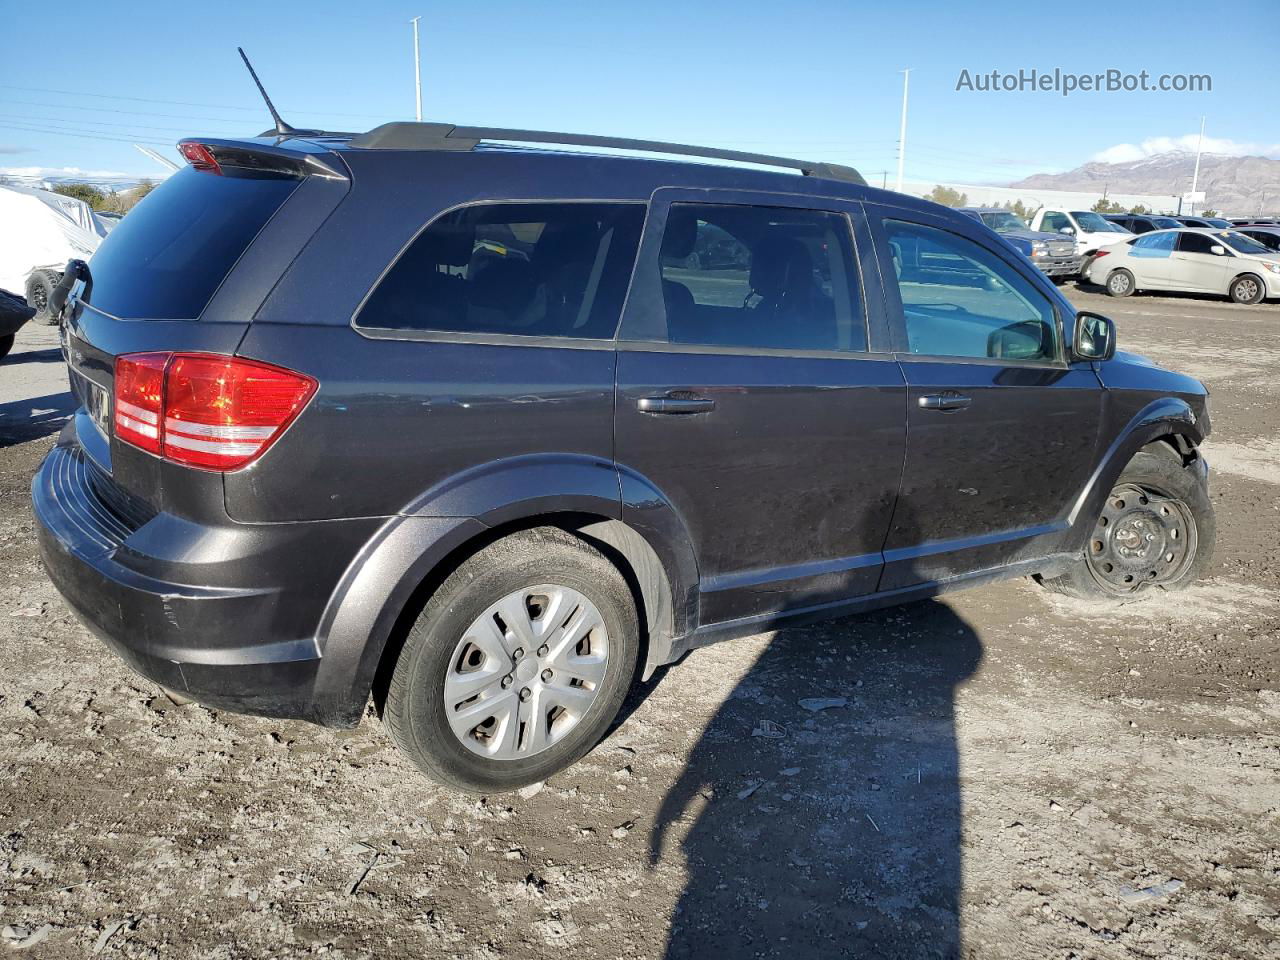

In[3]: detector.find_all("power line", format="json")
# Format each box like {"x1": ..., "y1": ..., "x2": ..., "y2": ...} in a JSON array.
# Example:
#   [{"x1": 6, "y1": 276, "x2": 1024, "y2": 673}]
[
  {"x1": 0, "y1": 84, "x2": 391, "y2": 120},
  {"x1": 0, "y1": 121, "x2": 171, "y2": 147}
]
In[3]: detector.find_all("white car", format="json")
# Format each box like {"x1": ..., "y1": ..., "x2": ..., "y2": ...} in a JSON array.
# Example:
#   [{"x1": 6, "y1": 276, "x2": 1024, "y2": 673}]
[
  {"x1": 1029, "y1": 208, "x2": 1132, "y2": 270},
  {"x1": 1087, "y1": 228, "x2": 1280, "y2": 304}
]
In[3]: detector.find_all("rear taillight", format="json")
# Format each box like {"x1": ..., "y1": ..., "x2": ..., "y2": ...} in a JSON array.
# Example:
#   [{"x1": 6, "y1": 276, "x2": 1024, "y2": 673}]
[
  {"x1": 113, "y1": 353, "x2": 316, "y2": 471},
  {"x1": 1093, "y1": 249, "x2": 1111, "y2": 260}
]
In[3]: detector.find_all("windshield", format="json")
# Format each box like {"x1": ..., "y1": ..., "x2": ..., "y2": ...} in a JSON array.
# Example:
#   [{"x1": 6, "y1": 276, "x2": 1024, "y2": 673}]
[
  {"x1": 1152, "y1": 217, "x2": 1181, "y2": 229},
  {"x1": 1204, "y1": 218, "x2": 1232, "y2": 228},
  {"x1": 979, "y1": 211, "x2": 1029, "y2": 233},
  {"x1": 1071, "y1": 211, "x2": 1115, "y2": 232},
  {"x1": 1219, "y1": 231, "x2": 1273, "y2": 255}
]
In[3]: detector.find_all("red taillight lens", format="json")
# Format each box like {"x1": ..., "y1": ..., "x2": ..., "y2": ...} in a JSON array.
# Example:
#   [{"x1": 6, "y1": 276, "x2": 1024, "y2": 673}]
[
  {"x1": 1094, "y1": 249, "x2": 1111, "y2": 259},
  {"x1": 178, "y1": 141, "x2": 221, "y2": 174},
  {"x1": 114, "y1": 353, "x2": 168, "y2": 454},
  {"x1": 113, "y1": 353, "x2": 316, "y2": 472}
]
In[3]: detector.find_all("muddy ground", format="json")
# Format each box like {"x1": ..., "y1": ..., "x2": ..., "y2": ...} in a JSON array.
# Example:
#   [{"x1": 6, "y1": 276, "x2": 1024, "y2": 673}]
[{"x1": 1, "y1": 288, "x2": 1277, "y2": 959}]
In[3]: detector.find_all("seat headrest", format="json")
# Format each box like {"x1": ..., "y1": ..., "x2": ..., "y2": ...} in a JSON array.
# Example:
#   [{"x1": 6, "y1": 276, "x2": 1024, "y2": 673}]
[
  {"x1": 424, "y1": 218, "x2": 477, "y2": 267},
  {"x1": 662, "y1": 210, "x2": 699, "y2": 259},
  {"x1": 749, "y1": 234, "x2": 813, "y2": 298},
  {"x1": 467, "y1": 256, "x2": 534, "y2": 313}
]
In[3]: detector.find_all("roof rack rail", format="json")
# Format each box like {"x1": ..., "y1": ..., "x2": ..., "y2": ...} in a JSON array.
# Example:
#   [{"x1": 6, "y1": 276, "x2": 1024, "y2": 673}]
[{"x1": 346, "y1": 122, "x2": 866, "y2": 185}]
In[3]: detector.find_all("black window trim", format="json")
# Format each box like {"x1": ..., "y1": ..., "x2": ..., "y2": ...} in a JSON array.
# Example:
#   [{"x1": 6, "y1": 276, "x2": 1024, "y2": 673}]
[
  {"x1": 617, "y1": 189, "x2": 879, "y2": 360},
  {"x1": 349, "y1": 197, "x2": 650, "y2": 346},
  {"x1": 869, "y1": 205, "x2": 1070, "y2": 368}
]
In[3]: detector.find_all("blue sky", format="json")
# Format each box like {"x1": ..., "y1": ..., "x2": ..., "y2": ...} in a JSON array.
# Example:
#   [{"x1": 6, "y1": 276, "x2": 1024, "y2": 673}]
[{"x1": 1, "y1": 0, "x2": 1276, "y2": 185}]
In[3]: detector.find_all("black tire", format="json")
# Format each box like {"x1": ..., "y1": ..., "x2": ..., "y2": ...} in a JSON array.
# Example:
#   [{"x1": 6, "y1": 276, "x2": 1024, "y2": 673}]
[
  {"x1": 0, "y1": 334, "x2": 13, "y2": 360},
  {"x1": 383, "y1": 526, "x2": 639, "y2": 793},
  {"x1": 1105, "y1": 268, "x2": 1136, "y2": 298},
  {"x1": 24, "y1": 270, "x2": 59, "y2": 325},
  {"x1": 1037, "y1": 447, "x2": 1215, "y2": 602},
  {"x1": 1228, "y1": 273, "x2": 1265, "y2": 305}
]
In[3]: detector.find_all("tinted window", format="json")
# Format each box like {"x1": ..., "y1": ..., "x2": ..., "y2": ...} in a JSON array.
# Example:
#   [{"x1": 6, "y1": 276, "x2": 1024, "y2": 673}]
[
  {"x1": 1177, "y1": 232, "x2": 1219, "y2": 254},
  {"x1": 1243, "y1": 230, "x2": 1280, "y2": 251},
  {"x1": 86, "y1": 167, "x2": 298, "y2": 320},
  {"x1": 1219, "y1": 231, "x2": 1273, "y2": 255},
  {"x1": 356, "y1": 203, "x2": 644, "y2": 339},
  {"x1": 658, "y1": 203, "x2": 864, "y2": 352},
  {"x1": 1130, "y1": 231, "x2": 1176, "y2": 255},
  {"x1": 885, "y1": 220, "x2": 1059, "y2": 362},
  {"x1": 1041, "y1": 212, "x2": 1069, "y2": 232}
]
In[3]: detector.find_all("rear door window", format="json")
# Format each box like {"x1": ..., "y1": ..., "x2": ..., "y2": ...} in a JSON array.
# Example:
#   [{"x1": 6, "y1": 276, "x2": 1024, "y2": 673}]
[
  {"x1": 355, "y1": 202, "x2": 645, "y2": 340},
  {"x1": 657, "y1": 203, "x2": 865, "y2": 352},
  {"x1": 86, "y1": 167, "x2": 299, "y2": 320}
]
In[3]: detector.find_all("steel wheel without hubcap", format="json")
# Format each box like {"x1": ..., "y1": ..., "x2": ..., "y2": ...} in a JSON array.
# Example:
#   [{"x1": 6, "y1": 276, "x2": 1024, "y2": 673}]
[
  {"x1": 442, "y1": 584, "x2": 609, "y2": 760},
  {"x1": 1085, "y1": 483, "x2": 1197, "y2": 594}
]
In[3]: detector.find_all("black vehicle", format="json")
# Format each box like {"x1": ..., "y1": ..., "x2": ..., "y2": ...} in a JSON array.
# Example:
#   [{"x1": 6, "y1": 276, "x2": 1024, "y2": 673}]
[
  {"x1": 1237, "y1": 226, "x2": 1280, "y2": 251},
  {"x1": 33, "y1": 122, "x2": 1216, "y2": 793},
  {"x1": 1173, "y1": 215, "x2": 1232, "y2": 229},
  {"x1": 1105, "y1": 214, "x2": 1184, "y2": 234},
  {"x1": 0, "y1": 288, "x2": 36, "y2": 359}
]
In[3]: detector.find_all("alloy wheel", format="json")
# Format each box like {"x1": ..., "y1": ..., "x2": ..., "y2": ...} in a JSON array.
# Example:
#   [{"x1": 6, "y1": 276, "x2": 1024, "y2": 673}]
[{"x1": 442, "y1": 584, "x2": 609, "y2": 759}]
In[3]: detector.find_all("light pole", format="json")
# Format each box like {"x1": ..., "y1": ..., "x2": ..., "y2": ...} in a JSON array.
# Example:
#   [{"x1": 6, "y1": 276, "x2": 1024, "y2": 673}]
[
  {"x1": 895, "y1": 69, "x2": 910, "y2": 193},
  {"x1": 1189, "y1": 116, "x2": 1205, "y2": 214},
  {"x1": 411, "y1": 16, "x2": 423, "y2": 122}
]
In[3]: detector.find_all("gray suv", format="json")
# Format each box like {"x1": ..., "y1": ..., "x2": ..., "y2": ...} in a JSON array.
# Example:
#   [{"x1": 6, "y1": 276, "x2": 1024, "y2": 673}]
[{"x1": 34, "y1": 123, "x2": 1215, "y2": 792}]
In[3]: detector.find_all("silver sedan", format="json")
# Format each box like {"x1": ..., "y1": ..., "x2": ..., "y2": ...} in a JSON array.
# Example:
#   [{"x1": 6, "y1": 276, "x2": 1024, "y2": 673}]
[{"x1": 1087, "y1": 228, "x2": 1280, "y2": 304}]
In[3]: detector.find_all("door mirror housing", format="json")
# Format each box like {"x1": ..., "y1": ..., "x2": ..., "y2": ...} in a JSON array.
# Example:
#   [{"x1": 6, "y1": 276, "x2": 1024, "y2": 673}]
[
  {"x1": 1072, "y1": 311, "x2": 1116, "y2": 362},
  {"x1": 1210, "y1": 244, "x2": 1226, "y2": 256},
  {"x1": 1058, "y1": 226, "x2": 1076, "y2": 236}
]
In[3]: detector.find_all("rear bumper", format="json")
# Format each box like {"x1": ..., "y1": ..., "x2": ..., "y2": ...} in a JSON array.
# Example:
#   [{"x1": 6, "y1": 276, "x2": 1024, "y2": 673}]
[{"x1": 33, "y1": 428, "x2": 382, "y2": 726}]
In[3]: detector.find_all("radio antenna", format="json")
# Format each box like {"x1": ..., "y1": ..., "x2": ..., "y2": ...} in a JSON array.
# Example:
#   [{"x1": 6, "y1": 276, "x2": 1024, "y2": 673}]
[{"x1": 238, "y1": 47, "x2": 302, "y2": 137}]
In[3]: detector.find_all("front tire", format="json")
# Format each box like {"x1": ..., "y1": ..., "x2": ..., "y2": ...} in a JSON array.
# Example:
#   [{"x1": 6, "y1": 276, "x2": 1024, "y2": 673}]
[
  {"x1": 1037, "y1": 447, "x2": 1215, "y2": 602},
  {"x1": 1229, "y1": 273, "x2": 1265, "y2": 305},
  {"x1": 1106, "y1": 268, "x2": 1136, "y2": 297},
  {"x1": 383, "y1": 527, "x2": 639, "y2": 793},
  {"x1": 0, "y1": 334, "x2": 13, "y2": 360}
]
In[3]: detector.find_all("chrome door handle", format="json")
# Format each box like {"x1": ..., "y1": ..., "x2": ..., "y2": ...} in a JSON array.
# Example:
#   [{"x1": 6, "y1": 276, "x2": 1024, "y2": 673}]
[
  {"x1": 637, "y1": 396, "x2": 716, "y2": 415},
  {"x1": 918, "y1": 393, "x2": 972, "y2": 412}
]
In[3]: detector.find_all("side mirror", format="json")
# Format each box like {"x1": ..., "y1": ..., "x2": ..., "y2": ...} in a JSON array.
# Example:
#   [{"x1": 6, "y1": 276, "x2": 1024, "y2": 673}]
[
  {"x1": 1058, "y1": 226, "x2": 1076, "y2": 236},
  {"x1": 1073, "y1": 311, "x2": 1116, "y2": 362},
  {"x1": 1210, "y1": 245, "x2": 1226, "y2": 256}
]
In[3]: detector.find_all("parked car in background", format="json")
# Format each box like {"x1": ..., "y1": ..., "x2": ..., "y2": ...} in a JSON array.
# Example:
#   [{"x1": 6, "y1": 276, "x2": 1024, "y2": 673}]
[
  {"x1": 1172, "y1": 216, "x2": 1232, "y2": 229},
  {"x1": 1029, "y1": 208, "x2": 1131, "y2": 276},
  {"x1": 1237, "y1": 226, "x2": 1280, "y2": 252},
  {"x1": 33, "y1": 123, "x2": 1217, "y2": 792},
  {"x1": 0, "y1": 288, "x2": 36, "y2": 359},
  {"x1": 1088, "y1": 228, "x2": 1280, "y2": 303},
  {"x1": 1104, "y1": 214, "x2": 1183, "y2": 234},
  {"x1": 1229, "y1": 218, "x2": 1280, "y2": 227},
  {"x1": 957, "y1": 207, "x2": 1081, "y2": 281}
]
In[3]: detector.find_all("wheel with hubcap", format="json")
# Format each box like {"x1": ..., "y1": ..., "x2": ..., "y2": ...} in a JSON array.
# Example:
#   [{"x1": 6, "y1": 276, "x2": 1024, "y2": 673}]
[
  {"x1": 1106, "y1": 268, "x2": 1135, "y2": 298},
  {"x1": 1229, "y1": 273, "x2": 1264, "y2": 305},
  {"x1": 382, "y1": 526, "x2": 638, "y2": 792},
  {"x1": 1037, "y1": 447, "x2": 1214, "y2": 601}
]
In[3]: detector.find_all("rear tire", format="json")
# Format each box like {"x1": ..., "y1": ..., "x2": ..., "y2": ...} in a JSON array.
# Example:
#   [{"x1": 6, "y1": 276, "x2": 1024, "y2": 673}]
[
  {"x1": 1229, "y1": 273, "x2": 1265, "y2": 305},
  {"x1": 1106, "y1": 268, "x2": 1136, "y2": 297},
  {"x1": 24, "y1": 271, "x2": 58, "y2": 325},
  {"x1": 383, "y1": 527, "x2": 639, "y2": 793},
  {"x1": 1037, "y1": 447, "x2": 1214, "y2": 602}
]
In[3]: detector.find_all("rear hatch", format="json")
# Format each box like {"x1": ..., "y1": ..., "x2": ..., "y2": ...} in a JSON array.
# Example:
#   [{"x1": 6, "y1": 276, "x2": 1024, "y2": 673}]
[{"x1": 61, "y1": 139, "x2": 349, "y2": 522}]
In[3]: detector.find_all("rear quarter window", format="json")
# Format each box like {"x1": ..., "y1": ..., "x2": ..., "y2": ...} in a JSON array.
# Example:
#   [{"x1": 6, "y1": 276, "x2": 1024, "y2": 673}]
[{"x1": 86, "y1": 167, "x2": 299, "y2": 320}]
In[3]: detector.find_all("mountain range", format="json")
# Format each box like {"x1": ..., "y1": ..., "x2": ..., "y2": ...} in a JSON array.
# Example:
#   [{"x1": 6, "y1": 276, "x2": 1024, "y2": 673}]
[{"x1": 1010, "y1": 152, "x2": 1280, "y2": 215}]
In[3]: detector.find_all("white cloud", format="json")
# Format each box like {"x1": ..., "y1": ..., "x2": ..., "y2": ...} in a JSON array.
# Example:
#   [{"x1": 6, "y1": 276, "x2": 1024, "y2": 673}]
[
  {"x1": 0, "y1": 165, "x2": 171, "y2": 183},
  {"x1": 1093, "y1": 135, "x2": 1280, "y2": 164}
]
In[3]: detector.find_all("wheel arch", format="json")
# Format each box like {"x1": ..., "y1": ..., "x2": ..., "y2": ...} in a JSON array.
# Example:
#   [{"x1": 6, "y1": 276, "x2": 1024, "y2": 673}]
[{"x1": 312, "y1": 455, "x2": 700, "y2": 726}]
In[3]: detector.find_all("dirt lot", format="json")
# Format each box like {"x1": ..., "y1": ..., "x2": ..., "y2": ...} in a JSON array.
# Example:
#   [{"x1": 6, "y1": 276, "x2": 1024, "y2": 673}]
[{"x1": 1, "y1": 288, "x2": 1278, "y2": 959}]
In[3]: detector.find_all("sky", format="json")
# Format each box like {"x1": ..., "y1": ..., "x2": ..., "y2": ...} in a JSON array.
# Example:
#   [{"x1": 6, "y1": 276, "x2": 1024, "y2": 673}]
[{"x1": 1, "y1": 0, "x2": 1277, "y2": 187}]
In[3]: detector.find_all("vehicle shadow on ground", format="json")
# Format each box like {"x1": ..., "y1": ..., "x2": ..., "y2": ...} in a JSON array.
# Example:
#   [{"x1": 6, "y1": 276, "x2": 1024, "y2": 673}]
[
  {"x1": 0, "y1": 392, "x2": 74, "y2": 448},
  {"x1": 648, "y1": 505, "x2": 983, "y2": 959},
  {"x1": 3, "y1": 347, "x2": 62, "y2": 366}
]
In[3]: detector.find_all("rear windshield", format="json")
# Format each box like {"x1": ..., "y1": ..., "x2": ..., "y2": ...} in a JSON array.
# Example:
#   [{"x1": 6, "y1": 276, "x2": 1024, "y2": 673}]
[{"x1": 86, "y1": 167, "x2": 298, "y2": 319}]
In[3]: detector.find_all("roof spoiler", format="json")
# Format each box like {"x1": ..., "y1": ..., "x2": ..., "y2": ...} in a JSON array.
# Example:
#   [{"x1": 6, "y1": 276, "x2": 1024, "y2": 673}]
[{"x1": 347, "y1": 122, "x2": 866, "y2": 185}]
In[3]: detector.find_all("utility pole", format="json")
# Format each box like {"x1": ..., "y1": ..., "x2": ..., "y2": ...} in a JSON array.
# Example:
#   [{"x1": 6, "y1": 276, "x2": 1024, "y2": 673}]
[
  {"x1": 895, "y1": 69, "x2": 910, "y2": 193},
  {"x1": 411, "y1": 16, "x2": 423, "y2": 122},
  {"x1": 1189, "y1": 115, "x2": 1205, "y2": 214}
]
